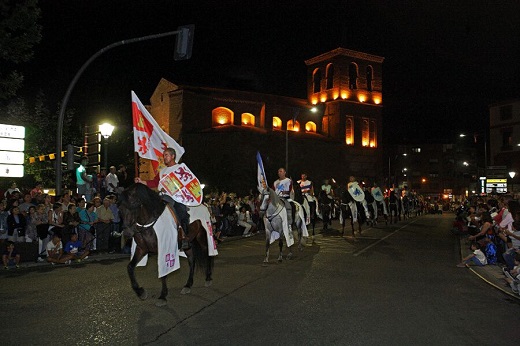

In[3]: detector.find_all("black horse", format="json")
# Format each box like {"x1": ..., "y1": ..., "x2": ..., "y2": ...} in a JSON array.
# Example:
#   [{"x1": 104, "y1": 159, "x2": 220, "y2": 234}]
[
  {"x1": 317, "y1": 190, "x2": 333, "y2": 230},
  {"x1": 118, "y1": 183, "x2": 214, "y2": 306}
]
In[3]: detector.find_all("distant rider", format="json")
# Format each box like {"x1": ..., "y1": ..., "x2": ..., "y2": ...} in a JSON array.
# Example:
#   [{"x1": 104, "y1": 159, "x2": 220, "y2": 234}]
[{"x1": 273, "y1": 168, "x2": 294, "y2": 230}]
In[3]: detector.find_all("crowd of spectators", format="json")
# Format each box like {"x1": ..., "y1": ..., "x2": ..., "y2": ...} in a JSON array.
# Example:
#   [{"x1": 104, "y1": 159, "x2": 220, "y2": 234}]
[
  {"x1": 0, "y1": 180, "x2": 128, "y2": 267},
  {"x1": 452, "y1": 195, "x2": 520, "y2": 295}
]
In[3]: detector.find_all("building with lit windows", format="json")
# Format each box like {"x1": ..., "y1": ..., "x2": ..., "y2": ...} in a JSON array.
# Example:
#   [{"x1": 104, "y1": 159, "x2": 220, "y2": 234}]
[{"x1": 141, "y1": 48, "x2": 385, "y2": 195}]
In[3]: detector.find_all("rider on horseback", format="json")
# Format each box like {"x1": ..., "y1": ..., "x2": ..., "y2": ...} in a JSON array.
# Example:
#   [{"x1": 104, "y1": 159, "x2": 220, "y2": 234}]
[
  {"x1": 273, "y1": 168, "x2": 295, "y2": 231},
  {"x1": 135, "y1": 148, "x2": 191, "y2": 250},
  {"x1": 297, "y1": 173, "x2": 316, "y2": 225}
]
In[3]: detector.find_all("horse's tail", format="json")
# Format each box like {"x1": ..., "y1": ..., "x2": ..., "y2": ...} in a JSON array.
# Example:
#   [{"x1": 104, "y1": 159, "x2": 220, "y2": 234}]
[{"x1": 191, "y1": 234, "x2": 213, "y2": 274}]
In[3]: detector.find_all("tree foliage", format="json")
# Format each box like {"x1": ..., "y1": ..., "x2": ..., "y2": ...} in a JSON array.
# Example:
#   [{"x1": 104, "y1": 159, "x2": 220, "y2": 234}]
[
  {"x1": 2, "y1": 91, "x2": 78, "y2": 186},
  {"x1": 0, "y1": 0, "x2": 42, "y2": 101}
]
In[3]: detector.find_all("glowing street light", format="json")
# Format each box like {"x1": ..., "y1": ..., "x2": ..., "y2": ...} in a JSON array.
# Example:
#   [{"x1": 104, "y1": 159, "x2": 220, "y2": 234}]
[{"x1": 99, "y1": 123, "x2": 114, "y2": 171}]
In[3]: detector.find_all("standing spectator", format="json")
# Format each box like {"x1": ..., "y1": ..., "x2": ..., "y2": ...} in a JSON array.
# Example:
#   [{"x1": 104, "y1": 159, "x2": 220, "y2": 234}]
[
  {"x1": 97, "y1": 168, "x2": 107, "y2": 199},
  {"x1": 25, "y1": 205, "x2": 38, "y2": 242},
  {"x1": 95, "y1": 197, "x2": 114, "y2": 252},
  {"x1": 60, "y1": 190, "x2": 72, "y2": 213},
  {"x1": 7, "y1": 206, "x2": 26, "y2": 242},
  {"x1": 4, "y1": 182, "x2": 20, "y2": 199},
  {"x1": 76, "y1": 156, "x2": 93, "y2": 202},
  {"x1": 30, "y1": 182, "x2": 43, "y2": 202},
  {"x1": 2, "y1": 241, "x2": 20, "y2": 269},
  {"x1": 35, "y1": 204, "x2": 50, "y2": 262},
  {"x1": 0, "y1": 201, "x2": 8, "y2": 244},
  {"x1": 107, "y1": 195, "x2": 121, "y2": 253},
  {"x1": 48, "y1": 202, "x2": 64, "y2": 238},
  {"x1": 105, "y1": 166, "x2": 119, "y2": 196},
  {"x1": 18, "y1": 193, "x2": 35, "y2": 217},
  {"x1": 116, "y1": 164, "x2": 131, "y2": 192}
]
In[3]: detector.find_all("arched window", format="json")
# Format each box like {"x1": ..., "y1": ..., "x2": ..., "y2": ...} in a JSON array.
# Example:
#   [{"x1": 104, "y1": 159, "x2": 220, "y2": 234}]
[
  {"x1": 366, "y1": 66, "x2": 373, "y2": 91},
  {"x1": 313, "y1": 68, "x2": 321, "y2": 93},
  {"x1": 362, "y1": 118, "x2": 369, "y2": 147},
  {"x1": 287, "y1": 119, "x2": 300, "y2": 132},
  {"x1": 345, "y1": 116, "x2": 354, "y2": 145},
  {"x1": 272, "y1": 116, "x2": 282, "y2": 130},
  {"x1": 241, "y1": 113, "x2": 255, "y2": 126},
  {"x1": 305, "y1": 121, "x2": 317, "y2": 133},
  {"x1": 326, "y1": 64, "x2": 334, "y2": 90},
  {"x1": 212, "y1": 107, "x2": 234, "y2": 126},
  {"x1": 349, "y1": 63, "x2": 358, "y2": 90}
]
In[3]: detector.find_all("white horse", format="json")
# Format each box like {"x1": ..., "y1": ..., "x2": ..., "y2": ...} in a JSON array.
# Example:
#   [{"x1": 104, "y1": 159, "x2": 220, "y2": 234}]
[{"x1": 259, "y1": 187, "x2": 307, "y2": 264}]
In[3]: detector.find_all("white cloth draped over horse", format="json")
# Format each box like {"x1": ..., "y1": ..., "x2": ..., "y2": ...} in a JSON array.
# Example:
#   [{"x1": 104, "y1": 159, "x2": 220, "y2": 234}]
[
  {"x1": 131, "y1": 207, "x2": 180, "y2": 278},
  {"x1": 186, "y1": 204, "x2": 218, "y2": 257}
]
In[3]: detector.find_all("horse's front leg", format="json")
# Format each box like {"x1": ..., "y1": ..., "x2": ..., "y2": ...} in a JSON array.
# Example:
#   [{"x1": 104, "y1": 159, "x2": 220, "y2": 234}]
[
  {"x1": 277, "y1": 238, "x2": 284, "y2": 262},
  {"x1": 156, "y1": 276, "x2": 168, "y2": 306},
  {"x1": 127, "y1": 249, "x2": 147, "y2": 300},
  {"x1": 181, "y1": 249, "x2": 195, "y2": 295}
]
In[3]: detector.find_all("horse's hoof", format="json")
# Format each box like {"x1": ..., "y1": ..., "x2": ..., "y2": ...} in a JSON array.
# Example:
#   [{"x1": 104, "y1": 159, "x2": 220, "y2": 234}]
[
  {"x1": 262, "y1": 262, "x2": 269, "y2": 267},
  {"x1": 181, "y1": 287, "x2": 191, "y2": 295},
  {"x1": 277, "y1": 256, "x2": 283, "y2": 262},
  {"x1": 155, "y1": 299, "x2": 167, "y2": 307},
  {"x1": 138, "y1": 290, "x2": 148, "y2": 301},
  {"x1": 205, "y1": 280, "x2": 212, "y2": 287},
  {"x1": 287, "y1": 253, "x2": 293, "y2": 260}
]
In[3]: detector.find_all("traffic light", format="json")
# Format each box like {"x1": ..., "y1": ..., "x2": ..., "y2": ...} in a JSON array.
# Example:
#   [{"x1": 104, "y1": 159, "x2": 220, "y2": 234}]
[
  {"x1": 65, "y1": 144, "x2": 82, "y2": 171},
  {"x1": 174, "y1": 24, "x2": 194, "y2": 61},
  {"x1": 84, "y1": 130, "x2": 101, "y2": 167}
]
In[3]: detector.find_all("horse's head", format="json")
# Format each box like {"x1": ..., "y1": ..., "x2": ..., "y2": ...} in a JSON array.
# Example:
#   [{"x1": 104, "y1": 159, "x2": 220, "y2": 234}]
[
  {"x1": 118, "y1": 183, "x2": 165, "y2": 232},
  {"x1": 259, "y1": 187, "x2": 281, "y2": 218}
]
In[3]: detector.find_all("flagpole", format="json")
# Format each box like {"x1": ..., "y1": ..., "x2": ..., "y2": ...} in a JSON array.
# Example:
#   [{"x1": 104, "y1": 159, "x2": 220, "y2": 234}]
[{"x1": 134, "y1": 152, "x2": 139, "y2": 179}]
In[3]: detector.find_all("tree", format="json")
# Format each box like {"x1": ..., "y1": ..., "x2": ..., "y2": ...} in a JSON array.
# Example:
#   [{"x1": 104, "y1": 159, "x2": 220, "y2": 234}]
[{"x1": 0, "y1": 0, "x2": 42, "y2": 101}]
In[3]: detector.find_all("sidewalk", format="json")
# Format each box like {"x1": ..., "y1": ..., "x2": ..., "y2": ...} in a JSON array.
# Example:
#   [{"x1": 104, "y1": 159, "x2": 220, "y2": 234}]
[{"x1": 458, "y1": 236, "x2": 520, "y2": 300}]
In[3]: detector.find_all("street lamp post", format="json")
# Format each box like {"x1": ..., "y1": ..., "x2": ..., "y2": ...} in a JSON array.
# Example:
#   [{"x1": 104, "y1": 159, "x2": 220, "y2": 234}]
[
  {"x1": 54, "y1": 25, "x2": 194, "y2": 196},
  {"x1": 99, "y1": 123, "x2": 114, "y2": 171}
]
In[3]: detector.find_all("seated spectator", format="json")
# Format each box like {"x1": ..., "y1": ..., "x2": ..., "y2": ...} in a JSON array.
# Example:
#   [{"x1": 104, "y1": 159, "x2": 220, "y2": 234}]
[
  {"x1": 78, "y1": 202, "x2": 97, "y2": 251},
  {"x1": 468, "y1": 209, "x2": 494, "y2": 242},
  {"x1": 46, "y1": 233, "x2": 70, "y2": 265},
  {"x1": 107, "y1": 195, "x2": 121, "y2": 254},
  {"x1": 499, "y1": 220, "x2": 520, "y2": 270},
  {"x1": 30, "y1": 182, "x2": 43, "y2": 202},
  {"x1": 479, "y1": 237, "x2": 498, "y2": 265},
  {"x1": 7, "y1": 206, "x2": 26, "y2": 242},
  {"x1": 457, "y1": 241, "x2": 487, "y2": 267},
  {"x1": 502, "y1": 252, "x2": 520, "y2": 294},
  {"x1": 63, "y1": 232, "x2": 89, "y2": 262},
  {"x1": 2, "y1": 241, "x2": 20, "y2": 269},
  {"x1": 35, "y1": 203, "x2": 50, "y2": 262},
  {"x1": 62, "y1": 203, "x2": 81, "y2": 246}
]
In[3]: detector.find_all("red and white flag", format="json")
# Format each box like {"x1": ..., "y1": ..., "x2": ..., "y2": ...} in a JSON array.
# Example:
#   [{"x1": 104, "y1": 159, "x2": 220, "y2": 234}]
[{"x1": 131, "y1": 91, "x2": 185, "y2": 172}]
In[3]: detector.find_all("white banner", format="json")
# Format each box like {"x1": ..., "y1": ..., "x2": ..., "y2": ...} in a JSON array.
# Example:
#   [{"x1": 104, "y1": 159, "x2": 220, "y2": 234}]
[
  {"x1": 0, "y1": 124, "x2": 25, "y2": 139},
  {"x1": 0, "y1": 138, "x2": 24, "y2": 152},
  {"x1": 0, "y1": 164, "x2": 24, "y2": 178},
  {"x1": 0, "y1": 151, "x2": 24, "y2": 164}
]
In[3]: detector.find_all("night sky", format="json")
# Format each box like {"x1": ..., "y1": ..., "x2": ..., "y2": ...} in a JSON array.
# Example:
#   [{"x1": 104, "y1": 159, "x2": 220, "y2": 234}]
[{"x1": 19, "y1": 0, "x2": 520, "y2": 144}]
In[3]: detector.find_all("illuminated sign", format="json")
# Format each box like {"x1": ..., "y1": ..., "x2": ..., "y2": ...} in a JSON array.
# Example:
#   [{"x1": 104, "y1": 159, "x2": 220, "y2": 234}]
[
  {"x1": 0, "y1": 124, "x2": 25, "y2": 178},
  {"x1": 0, "y1": 151, "x2": 24, "y2": 164},
  {"x1": 0, "y1": 138, "x2": 25, "y2": 152},
  {"x1": 0, "y1": 124, "x2": 25, "y2": 139},
  {"x1": 0, "y1": 164, "x2": 24, "y2": 177}
]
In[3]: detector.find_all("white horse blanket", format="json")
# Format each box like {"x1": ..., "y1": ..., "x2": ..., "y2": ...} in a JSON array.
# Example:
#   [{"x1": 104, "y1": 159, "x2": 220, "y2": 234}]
[
  {"x1": 131, "y1": 207, "x2": 180, "y2": 278},
  {"x1": 265, "y1": 204, "x2": 295, "y2": 248}
]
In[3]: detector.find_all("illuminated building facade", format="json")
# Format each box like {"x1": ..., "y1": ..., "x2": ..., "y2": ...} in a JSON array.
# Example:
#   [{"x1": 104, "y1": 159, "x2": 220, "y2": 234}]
[{"x1": 142, "y1": 48, "x2": 385, "y2": 195}]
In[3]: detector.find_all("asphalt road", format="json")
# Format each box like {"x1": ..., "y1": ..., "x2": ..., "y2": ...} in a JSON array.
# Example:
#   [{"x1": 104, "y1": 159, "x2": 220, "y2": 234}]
[{"x1": 2, "y1": 213, "x2": 519, "y2": 345}]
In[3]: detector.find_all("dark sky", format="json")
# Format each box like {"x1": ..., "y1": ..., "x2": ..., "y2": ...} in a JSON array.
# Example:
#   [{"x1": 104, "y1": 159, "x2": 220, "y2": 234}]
[{"x1": 20, "y1": 0, "x2": 520, "y2": 143}]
